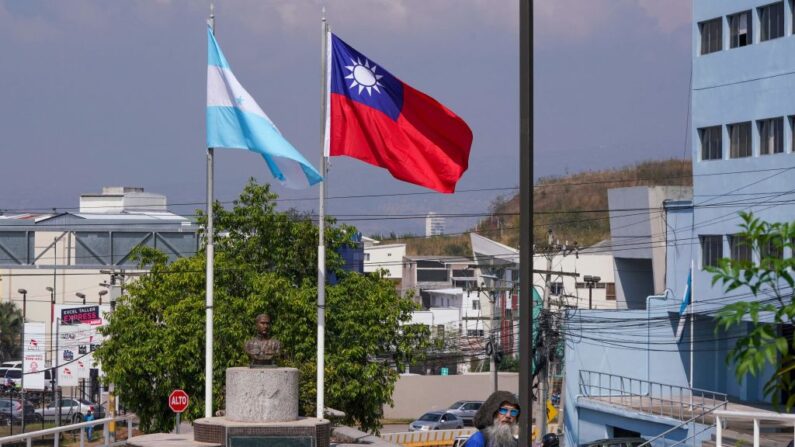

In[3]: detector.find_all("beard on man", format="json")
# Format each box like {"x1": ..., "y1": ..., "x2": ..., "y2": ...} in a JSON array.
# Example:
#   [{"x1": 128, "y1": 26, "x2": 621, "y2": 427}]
[{"x1": 465, "y1": 391, "x2": 519, "y2": 447}]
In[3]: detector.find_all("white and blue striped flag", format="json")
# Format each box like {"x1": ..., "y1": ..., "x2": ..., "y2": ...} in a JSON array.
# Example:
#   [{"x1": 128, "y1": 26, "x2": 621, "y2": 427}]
[
  {"x1": 206, "y1": 28, "x2": 322, "y2": 189},
  {"x1": 675, "y1": 268, "x2": 692, "y2": 341}
]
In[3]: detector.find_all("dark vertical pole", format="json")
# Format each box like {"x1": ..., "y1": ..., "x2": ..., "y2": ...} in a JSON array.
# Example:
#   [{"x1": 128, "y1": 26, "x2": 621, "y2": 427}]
[{"x1": 519, "y1": 0, "x2": 532, "y2": 446}]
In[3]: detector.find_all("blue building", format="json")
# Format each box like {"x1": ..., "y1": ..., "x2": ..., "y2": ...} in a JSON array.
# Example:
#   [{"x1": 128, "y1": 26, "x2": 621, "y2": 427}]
[{"x1": 563, "y1": 1, "x2": 795, "y2": 445}]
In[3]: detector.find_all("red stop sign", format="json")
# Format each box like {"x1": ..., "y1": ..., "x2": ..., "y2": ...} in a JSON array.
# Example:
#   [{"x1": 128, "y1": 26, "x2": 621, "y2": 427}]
[{"x1": 168, "y1": 389, "x2": 189, "y2": 413}]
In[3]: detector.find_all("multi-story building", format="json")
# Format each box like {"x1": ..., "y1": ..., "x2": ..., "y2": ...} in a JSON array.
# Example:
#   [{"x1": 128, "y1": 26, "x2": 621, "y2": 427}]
[
  {"x1": 362, "y1": 236, "x2": 405, "y2": 283},
  {"x1": 563, "y1": 2, "x2": 795, "y2": 445},
  {"x1": 0, "y1": 187, "x2": 198, "y2": 370},
  {"x1": 425, "y1": 212, "x2": 445, "y2": 237}
]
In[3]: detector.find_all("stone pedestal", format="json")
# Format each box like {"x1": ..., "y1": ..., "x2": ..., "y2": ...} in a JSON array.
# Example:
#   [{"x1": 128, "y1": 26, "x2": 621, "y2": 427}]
[
  {"x1": 194, "y1": 416, "x2": 330, "y2": 447},
  {"x1": 225, "y1": 367, "x2": 299, "y2": 422}
]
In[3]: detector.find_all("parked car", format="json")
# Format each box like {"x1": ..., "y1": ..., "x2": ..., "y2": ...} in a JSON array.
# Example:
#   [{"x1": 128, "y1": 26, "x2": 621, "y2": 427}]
[
  {"x1": 0, "y1": 361, "x2": 22, "y2": 369},
  {"x1": 409, "y1": 411, "x2": 464, "y2": 431},
  {"x1": 34, "y1": 398, "x2": 105, "y2": 424},
  {"x1": 582, "y1": 438, "x2": 646, "y2": 447},
  {"x1": 0, "y1": 399, "x2": 40, "y2": 423},
  {"x1": 447, "y1": 400, "x2": 483, "y2": 426},
  {"x1": 0, "y1": 368, "x2": 22, "y2": 390}
]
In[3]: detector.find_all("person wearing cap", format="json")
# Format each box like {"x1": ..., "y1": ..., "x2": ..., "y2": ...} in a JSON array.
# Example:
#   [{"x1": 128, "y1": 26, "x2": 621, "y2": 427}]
[
  {"x1": 84, "y1": 407, "x2": 95, "y2": 441},
  {"x1": 465, "y1": 391, "x2": 520, "y2": 447}
]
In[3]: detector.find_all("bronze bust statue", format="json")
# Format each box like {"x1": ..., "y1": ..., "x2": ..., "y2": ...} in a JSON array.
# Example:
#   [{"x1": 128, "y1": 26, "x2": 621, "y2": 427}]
[{"x1": 244, "y1": 313, "x2": 281, "y2": 368}]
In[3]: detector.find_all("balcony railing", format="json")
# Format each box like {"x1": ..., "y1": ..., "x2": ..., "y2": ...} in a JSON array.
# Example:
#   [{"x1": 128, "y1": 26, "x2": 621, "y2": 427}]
[{"x1": 578, "y1": 370, "x2": 728, "y2": 421}]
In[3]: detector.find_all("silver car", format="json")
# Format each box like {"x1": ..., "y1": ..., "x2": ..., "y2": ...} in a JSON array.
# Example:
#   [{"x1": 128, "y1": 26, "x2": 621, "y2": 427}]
[
  {"x1": 409, "y1": 411, "x2": 464, "y2": 431},
  {"x1": 447, "y1": 400, "x2": 483, "y2": 426},
  {"x1": 34, "y1": 398, "x2": 104, "y2": 424}
]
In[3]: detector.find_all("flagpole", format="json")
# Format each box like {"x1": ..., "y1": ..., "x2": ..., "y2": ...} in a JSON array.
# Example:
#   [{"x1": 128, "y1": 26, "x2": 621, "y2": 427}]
[
  {"x1": 205, "y1": 1, "x2": 216, "y2": 420},
  {"x1": 316, "y1": 10, "x2": 329, "y2": 420},
  {"x1": 689, "y1": 258, "x2": 694, "y2": 404}
]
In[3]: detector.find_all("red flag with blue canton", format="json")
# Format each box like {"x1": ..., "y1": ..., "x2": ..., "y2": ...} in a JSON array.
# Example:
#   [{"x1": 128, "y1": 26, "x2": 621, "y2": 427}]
[{"x1": 327, "y1": 33, "x2": 473, "y2": 194}]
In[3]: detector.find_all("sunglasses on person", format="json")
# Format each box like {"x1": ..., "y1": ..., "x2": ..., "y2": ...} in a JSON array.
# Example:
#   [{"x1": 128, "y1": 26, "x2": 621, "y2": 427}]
[{"x1": 498, "y1": 407, "x2": 520, "y2": 417}]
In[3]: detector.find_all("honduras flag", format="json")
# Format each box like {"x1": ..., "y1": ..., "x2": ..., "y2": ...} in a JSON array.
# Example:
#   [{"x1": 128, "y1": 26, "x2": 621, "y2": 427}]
[
  {"x1": 206, "y1": 28, "x2": 322, "y2": 189},
  {"x1": 675, "y1": 268, "x2": 692, "y2": 341}
]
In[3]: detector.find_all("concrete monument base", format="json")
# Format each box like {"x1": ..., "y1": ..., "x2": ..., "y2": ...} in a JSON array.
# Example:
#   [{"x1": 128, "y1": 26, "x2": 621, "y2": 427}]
[
  {"x1": 225, "y1": 367, "x2": 299, "y2": 422},
  {"x1": 193, "y1": 416, "x2": 331, "y2": 447}
]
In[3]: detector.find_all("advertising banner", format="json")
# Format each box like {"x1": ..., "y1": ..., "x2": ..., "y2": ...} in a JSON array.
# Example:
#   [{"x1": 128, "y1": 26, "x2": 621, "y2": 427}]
[
  {"x1": 23, "y1": 322, "x2": 46, "y2": 390},
  {"x1": 61, "y1": 306, "x2": 101, "y2": 325},
  {"x1": 57, "y1": 324, "x2": 79, "y2": 387}
]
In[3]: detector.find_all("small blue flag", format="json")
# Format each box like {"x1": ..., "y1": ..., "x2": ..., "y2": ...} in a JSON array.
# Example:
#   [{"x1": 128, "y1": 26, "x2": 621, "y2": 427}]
[{"x1": 675, "y1": 268, "x2": 692, "y2": 340}]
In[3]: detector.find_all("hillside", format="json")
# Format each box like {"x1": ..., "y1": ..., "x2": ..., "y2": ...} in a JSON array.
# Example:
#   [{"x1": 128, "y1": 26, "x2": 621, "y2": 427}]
[{"x1": 381, "y1": 159, "x2": 692, "y2": 255}]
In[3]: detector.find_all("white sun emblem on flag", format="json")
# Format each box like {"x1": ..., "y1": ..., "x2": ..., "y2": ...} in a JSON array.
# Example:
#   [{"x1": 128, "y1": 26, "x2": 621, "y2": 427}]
[{"x1": 345, "y1": 58, "x2": 384, "y2": 96}]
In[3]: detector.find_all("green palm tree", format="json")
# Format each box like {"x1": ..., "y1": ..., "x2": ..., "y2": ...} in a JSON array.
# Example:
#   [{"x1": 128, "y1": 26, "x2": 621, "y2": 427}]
[{"x1": 0, "y1": 302, "x2": 23, "y2": 362}]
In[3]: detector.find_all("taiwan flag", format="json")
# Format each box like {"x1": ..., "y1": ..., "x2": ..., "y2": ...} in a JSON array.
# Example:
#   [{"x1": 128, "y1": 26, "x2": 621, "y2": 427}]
[{"x1": 326, "y1": 33, "x2": 473, "y2": 194}]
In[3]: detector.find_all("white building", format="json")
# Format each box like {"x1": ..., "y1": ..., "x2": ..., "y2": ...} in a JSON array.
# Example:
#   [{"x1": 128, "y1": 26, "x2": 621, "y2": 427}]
[
  {"x1": 534, "y1": 239, "x2": 617, "y2": 310},
  {"x1": 425, "y1": 212, "x2": 445, "y2": 237},
  {"x1": 362, "y1": 237, "x2": 405, "y2": 281},
  {"x1": 0, "y1": 187, "x2": 198, "y2": 371}
]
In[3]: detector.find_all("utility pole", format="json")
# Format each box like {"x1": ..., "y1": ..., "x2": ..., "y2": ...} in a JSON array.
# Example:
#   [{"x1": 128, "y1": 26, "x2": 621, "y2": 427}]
[{"x1": 536, "y1": 229, "x2": 579, "y2": 438}]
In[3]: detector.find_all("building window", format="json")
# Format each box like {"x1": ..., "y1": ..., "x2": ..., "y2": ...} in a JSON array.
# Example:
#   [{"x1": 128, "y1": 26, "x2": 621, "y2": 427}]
[
  {"x1": 550, "y1": 282, "x2": 563, "y2": 296},
  {"x1": 729, "y1": 122, "x2": 752, "y2": 158},
  {"x1": 759, "y1": 118, "x2": 784, "y2": 155},
  {"x1": 761, "y1": 236, "x2": 783, "y2": 265},
  {"x1": 605, "y1": 283, "x2": 616, "y2": 301},
  {"x1": 472, "y1": 299, "x2": 480, "y2": 310},
  {"x1": 700, "y1": 126, "x2": 723, "y2": 160},
  {"x1": 576, "y1": 282, "x2": 605, "y2": 289},
  {"x1": 701, "y1": 235, "x2": 724, "y2": 268},
  {"x1": 364, "y1": 253, "x2": 371, "y2": 261},
  {"x1": 467, "y1": 329, "x2": 484, "y2": 337},
  {"x1": 730, "y1": 235, "x2": 753, "y2": 263},
  {"x1": 700, "y1": 17, "x2": 723, "y2": 54},
  {"x1": 760, "y1": 2, "x2": 785, "y2": 41},
  {"x1": 729, "y1": 11, "x2": 752, "y2": 48}
]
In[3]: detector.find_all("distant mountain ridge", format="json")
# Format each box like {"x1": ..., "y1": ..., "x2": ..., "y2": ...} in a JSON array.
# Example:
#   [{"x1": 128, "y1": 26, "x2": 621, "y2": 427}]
[{"x1": 380, "y1": 158, "x2": 692, "y2": 256}]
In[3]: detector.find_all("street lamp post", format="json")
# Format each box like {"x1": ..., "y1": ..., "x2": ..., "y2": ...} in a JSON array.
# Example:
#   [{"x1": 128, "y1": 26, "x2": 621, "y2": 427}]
[
  {"x1": 17, "y1": 289, "x2": 27, "y2": 433},
  {"x1": 45, "y1": 286, "x2": 56, "y2": 409},
  {"x1": 584, "y1": 275, "x2": 601, "y2": 310},
  {"x1": 98, "y1": 290, "x2": 108, "y2": 306},
  {"x1": 76, "y1": 293, "x2": 86, "y2": 305}
]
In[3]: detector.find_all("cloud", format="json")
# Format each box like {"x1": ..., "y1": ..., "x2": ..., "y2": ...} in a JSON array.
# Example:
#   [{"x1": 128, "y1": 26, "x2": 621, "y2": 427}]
[
  {"x1": 536, "y1": 0, "x2": 690, "y2": 43},
  {"x1": 637, "y1": 0, "x2": 691, "y2": 33}
]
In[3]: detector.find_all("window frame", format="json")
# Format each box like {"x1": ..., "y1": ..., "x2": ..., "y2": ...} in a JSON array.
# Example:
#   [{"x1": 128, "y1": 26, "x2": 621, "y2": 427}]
[
  {"x1": 699, "y1": 17, "x2": 723, "y2": 54},
  {"x1": 700, "y1": 125, "x2": 723, "y2": 161},
  {"x1": 759, "y1": 117, "x2": 784, "y2": 155},
  {"x1": 728, "y1": 121, "x2": 753, "y2": 158},
  {"x1": 701, "y1": 235, "x2": 724, "y2": 268},
  {"x1": 729, "y1": 10, "x2": 753, "y2": 48},
  {"x1": 729, "y1": 234, "x2": 753, "y2": 263},
  {"x1": 759, "y1": 1, "x2": 785, "y2": 42}
]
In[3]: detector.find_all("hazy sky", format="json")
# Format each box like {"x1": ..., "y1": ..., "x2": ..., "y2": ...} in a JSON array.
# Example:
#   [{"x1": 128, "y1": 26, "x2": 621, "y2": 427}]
[{"x1": 0, "y1": 0, "x2": 691, "y2": 236}]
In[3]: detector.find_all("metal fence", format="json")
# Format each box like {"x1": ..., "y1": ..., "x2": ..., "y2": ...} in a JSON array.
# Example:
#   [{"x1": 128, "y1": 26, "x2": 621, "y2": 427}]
[
  {"x1": 0, "y1": 388, "x2": 113, "y2": 436},
  {"x1": 0, "y1": 415, "x2": 134, "y2": 447},
  {"x1": 578, "y1": 370, "x2": 728, "y2": 421},
  {"x1": 381, "y1": 428, "x2": 476, "y2": 447}
]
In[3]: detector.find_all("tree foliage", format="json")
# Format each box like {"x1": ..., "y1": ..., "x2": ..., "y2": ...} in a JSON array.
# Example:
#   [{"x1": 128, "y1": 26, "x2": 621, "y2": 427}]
[
  {"x1": 95, "y1": 180, "x2": 429, "y2": 433},
  {"x1": 708, "y1": 212, "x2": 795, "y2": 410},
  {"x1": 0, "y1": 302, "x2": 23, "y2": 362}
]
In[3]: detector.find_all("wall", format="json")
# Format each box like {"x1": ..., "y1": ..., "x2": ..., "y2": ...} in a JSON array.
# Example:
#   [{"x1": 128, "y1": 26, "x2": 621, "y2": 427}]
[
  {"x1": 383, "y1": 373, "x2": 518, "y2": 419},
  {"x1": 613, "y1": 258, "x2": 653, "y2": 309},
  {"x1": 531, "y1": 250, "x2": 617, "y2": 310},
  {"x1": 365, "y1": 244, "x2": 406, "y2": 280},
  {"x1": 563, "y1": 306, "x2": 690, "y2": 446}
]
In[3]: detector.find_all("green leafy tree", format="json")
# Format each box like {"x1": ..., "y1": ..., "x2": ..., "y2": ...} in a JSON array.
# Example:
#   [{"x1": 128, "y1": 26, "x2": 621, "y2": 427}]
[
  {"x1": 0, "y1": 302, "x2": 23, "y2": 362},
  {"x1": 708, "y1": 212, "x2": 795, "y2": 410},
  {"x1": 95, "y1": 180, "x2": 429, "y2": 433}
]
